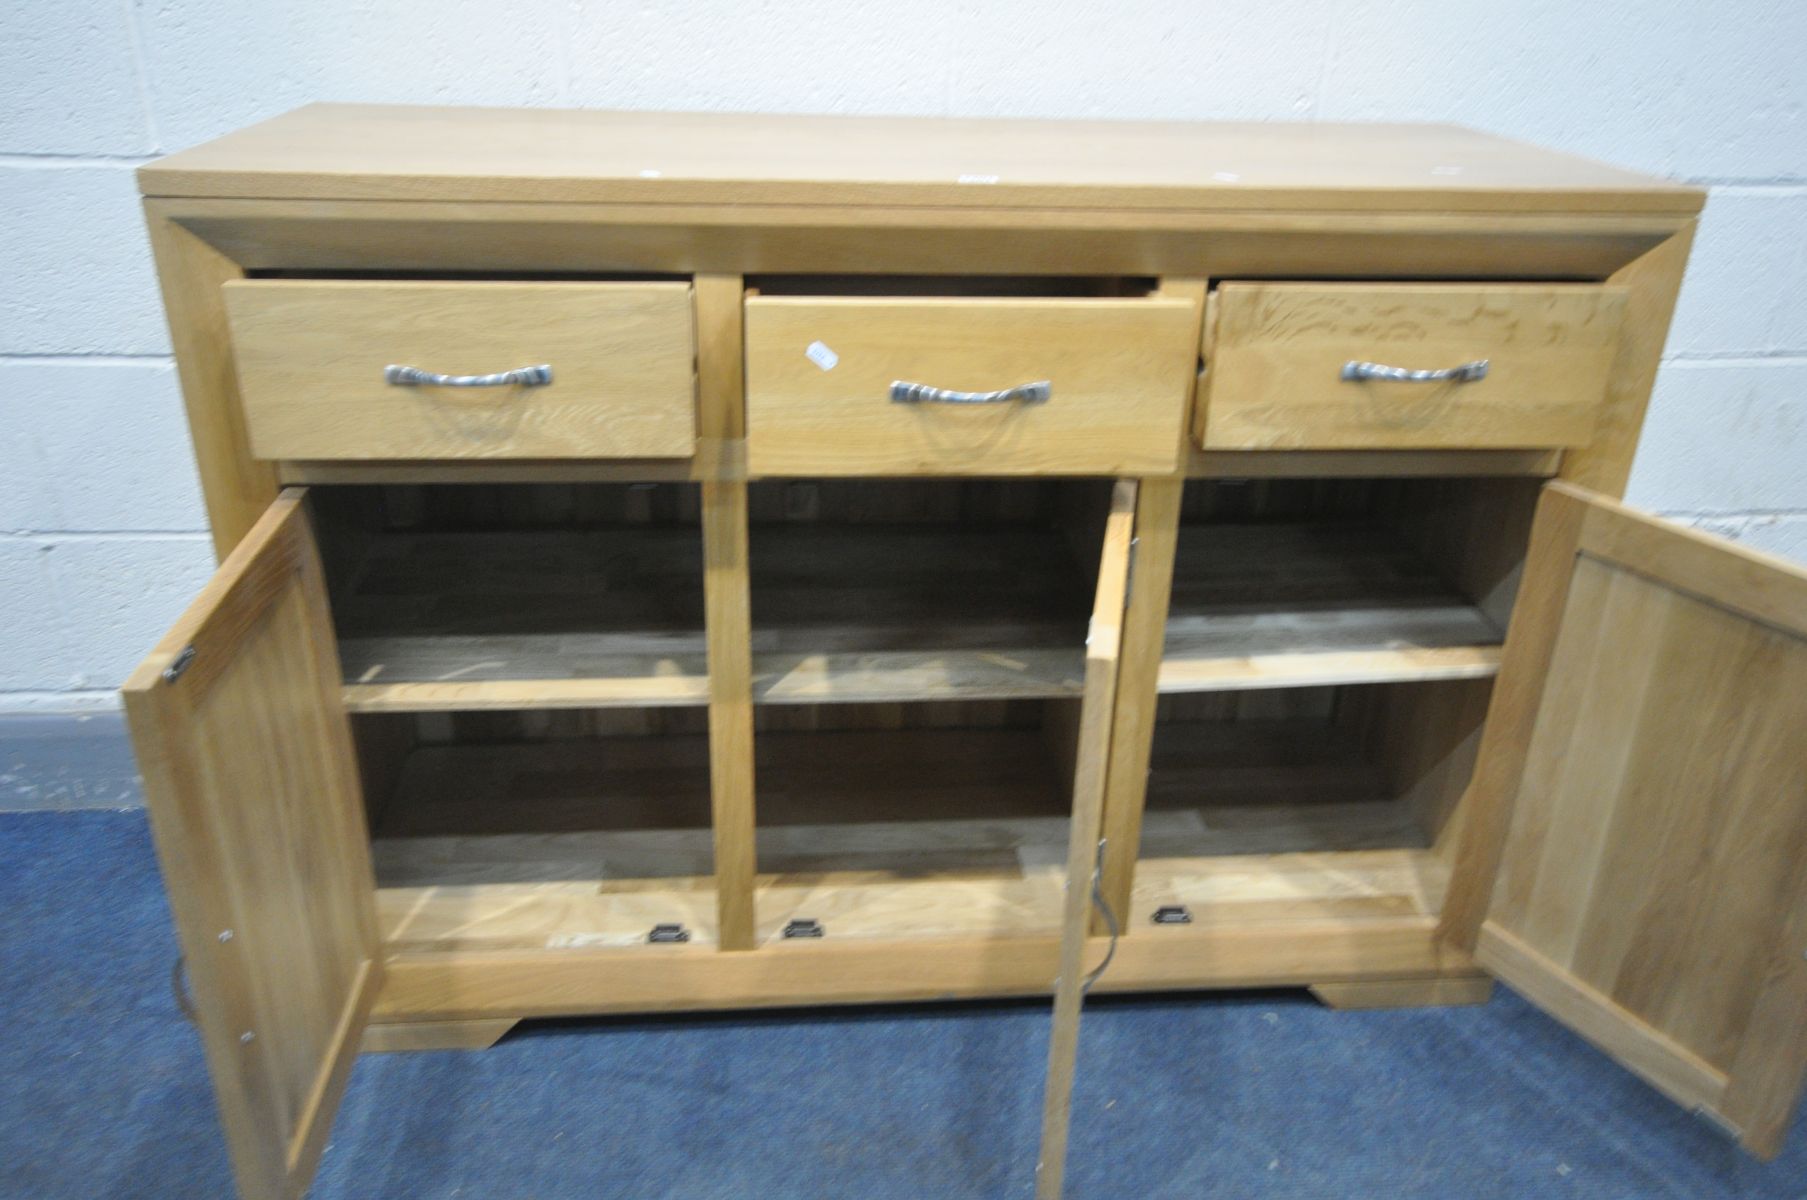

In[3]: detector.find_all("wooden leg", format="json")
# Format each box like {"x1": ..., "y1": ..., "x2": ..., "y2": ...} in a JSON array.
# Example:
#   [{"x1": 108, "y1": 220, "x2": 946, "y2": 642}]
[
  {"x1": 361, "y1": 1018, "x2": 520, "y2": 1053},
  {"x1": 1309, "y1": 975, "x2": 1495, "y2": 1011}
]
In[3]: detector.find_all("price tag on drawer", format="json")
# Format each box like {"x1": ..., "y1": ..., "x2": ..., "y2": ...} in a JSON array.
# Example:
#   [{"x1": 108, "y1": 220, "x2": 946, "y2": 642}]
[{"x1": 804, "y1": 340, "x2": 840, "y2": 371}]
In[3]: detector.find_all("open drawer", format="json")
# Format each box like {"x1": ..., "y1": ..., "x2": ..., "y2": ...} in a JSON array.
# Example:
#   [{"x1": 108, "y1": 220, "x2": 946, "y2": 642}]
[
  {"x1": 124, "y1": 479, "x2": 1807, "y2": 1198},
  {"x1": 744, "y1": 285, "x2": 1199, "y2": 475},
  {"x1": 223, "y1": 280, "x2": 698, "y2": 460},
  {"x1": 1196, "y1": 282, "x2": 1628, "y2": 450}
]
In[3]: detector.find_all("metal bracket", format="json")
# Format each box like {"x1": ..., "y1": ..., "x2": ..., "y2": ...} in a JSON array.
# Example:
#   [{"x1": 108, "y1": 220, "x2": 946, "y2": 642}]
[
  {"x1": 1151, "y1": 905, "x2": 1193, "y2": 925},
  {"x1": 162, "y1": 644, "x2": 197, "y2": 684},
  {"x1": 647, "y1": 923, "x2": 690, "y2": 944},
  {"x1": 782, "y1": 918, "x2": 825, "y2": 939}
]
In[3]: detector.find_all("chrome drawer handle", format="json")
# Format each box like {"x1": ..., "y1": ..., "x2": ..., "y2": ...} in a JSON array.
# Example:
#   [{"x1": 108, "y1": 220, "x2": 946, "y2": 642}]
[
  {"x1": 1341, "y1": 359, "x2": 1489, "y2": 384},
  {"x1": 384, "y1": 363, "x2": 553, "y2": 388},
  {"x1": 889, "y1": 379, "x2": 1051, "y2": 405}
]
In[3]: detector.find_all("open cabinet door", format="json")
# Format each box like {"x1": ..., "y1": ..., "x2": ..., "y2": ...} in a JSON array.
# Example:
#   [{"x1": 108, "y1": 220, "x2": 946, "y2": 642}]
[
  {"x1": 1036, "y1": 479, "x2": 1139, "y2": 1200},
  {"x1": 125, "y1": 489, "x2": 381, "y2": 1200},
  {"x1": 1447, "y1": 481, "x2": 1807, "y2": 1157}
]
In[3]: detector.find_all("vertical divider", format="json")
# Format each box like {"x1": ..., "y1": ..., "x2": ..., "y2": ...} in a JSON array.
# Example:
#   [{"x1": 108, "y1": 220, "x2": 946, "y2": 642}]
[
  {"x1": 694, "y1": 273, "x2": 749, "y2": 468},
  {"x1": 1094, "y1": 476, "x2": 1184, "y2": 931},
  {"x1": 1036, "y1": 479, "x2": 1140, "y2": 1200},
  {"x1": 703, "y1": 480, "x2": 758, "y2": 951},
  {"x1": 695, "y1": 273, "x2": 758, "y2": 952},
  {"x1": 1093, "y1": 274, "x2": 1204, "y2": 932}
]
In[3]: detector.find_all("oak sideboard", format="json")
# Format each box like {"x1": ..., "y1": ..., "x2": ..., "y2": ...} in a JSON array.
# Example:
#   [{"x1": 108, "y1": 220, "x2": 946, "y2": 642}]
[{"x1": 124, "y1": 104, "x2": 1807, "y2": 1199}]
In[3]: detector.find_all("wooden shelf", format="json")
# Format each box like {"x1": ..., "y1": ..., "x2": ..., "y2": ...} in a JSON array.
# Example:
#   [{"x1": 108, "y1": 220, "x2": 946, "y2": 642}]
[
  {"x1": 372, "y1": 721, "x2": 1438, "y2": 953},
  {"x1": 337, "y1": 524, "x2": 1089, "y2": 712},
  {"x1": 335, "y1": 527, "x2": 707, "y2": 711},
  {"x1": 336, "y1": 520, "x2": 1501, "y2": 712},
  {"x1": 1161, "y1": 523, "x2": 1505, "y2": 692}
]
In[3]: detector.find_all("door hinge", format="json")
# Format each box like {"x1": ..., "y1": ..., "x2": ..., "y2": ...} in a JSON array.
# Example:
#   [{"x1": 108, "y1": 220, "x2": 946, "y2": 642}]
[
  {"x1": 647, "y1": 923, "x2": 690, "y2": 944},
  {"x1": 162, "y1": 644, "x2": 197, "y2": 684},
  {"x1": 782, "y1": 918, "x2": 825, "y2": 939}
]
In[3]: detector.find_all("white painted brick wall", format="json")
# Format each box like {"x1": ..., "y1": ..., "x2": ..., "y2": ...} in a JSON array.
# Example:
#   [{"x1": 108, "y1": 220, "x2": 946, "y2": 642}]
[{"x1": 1, "y1": 1, "x2": 1802, "y2": 713}]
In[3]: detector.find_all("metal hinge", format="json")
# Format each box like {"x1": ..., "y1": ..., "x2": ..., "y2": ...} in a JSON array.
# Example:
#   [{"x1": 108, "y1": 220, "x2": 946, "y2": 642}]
[
  {"x1": 1152, "y1": 905, "x2": 1193, "y2": 925},
  {"x1": 782, "y1": 918, "x2": 825, "y2": 939},
  {"x1": 162, "y1": 644, "x2": 197, "y2": 684},
  {"x1": 647, "y1": 923, "x2": 690, "y2": 944}
]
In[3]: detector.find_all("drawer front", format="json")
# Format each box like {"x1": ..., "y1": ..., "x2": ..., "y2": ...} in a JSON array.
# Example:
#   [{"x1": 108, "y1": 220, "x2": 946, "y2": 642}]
[
  {"x1": 1198, "y1": 283, "x2": 1627, "y2": 450},
  {"x1": 745, "y1": 297, "x2": 1198, "y2": 475},
  {"x1": 224, "y1": 280, "x2": 696, "y2": 460}
]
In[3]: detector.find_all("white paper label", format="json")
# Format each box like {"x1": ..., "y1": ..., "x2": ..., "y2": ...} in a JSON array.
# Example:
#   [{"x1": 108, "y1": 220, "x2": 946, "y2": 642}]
[{"x1": 805, "y1": 340, "x2": 839, "y2": 371}]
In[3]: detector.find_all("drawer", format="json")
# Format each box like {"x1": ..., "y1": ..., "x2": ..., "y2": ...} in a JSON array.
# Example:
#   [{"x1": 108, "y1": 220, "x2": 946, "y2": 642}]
[
  {"x1": 1197, "y1": 283, "x2": 1628, "y2": 450},
  {"x1": 744, "y1": 295, "x2": 1199, "y2": 475},
  {"x1": 223, "y1": 280, "x2": 697, "y2": 460}
]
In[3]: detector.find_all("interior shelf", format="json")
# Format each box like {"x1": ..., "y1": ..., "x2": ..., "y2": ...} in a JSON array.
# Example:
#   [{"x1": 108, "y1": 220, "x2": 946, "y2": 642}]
[
  {"x1": 1160, "y1": 522, "x2": 1506, "y2": 692},
  {"x1": 750, "y1": 523, "x2": 1090, "y2": 703},
  {"x1": 336, "y1": 527, "x2": 712, "y2": 711},
  {"x1": 369, "y1": 719, "x2": 1441, "y2": 953},
  {"x1": 334, "y1": 515, "x2": 1503, "y2": 712},
  {"x1": 336, "y1": 522, "x2": 1090, "y2": 712}
]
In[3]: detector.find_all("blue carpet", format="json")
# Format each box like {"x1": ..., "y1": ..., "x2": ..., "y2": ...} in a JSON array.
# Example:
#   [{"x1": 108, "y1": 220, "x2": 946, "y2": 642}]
[{"x1": 3, "y1": 809, "x2": 1803, "y2": 1199}]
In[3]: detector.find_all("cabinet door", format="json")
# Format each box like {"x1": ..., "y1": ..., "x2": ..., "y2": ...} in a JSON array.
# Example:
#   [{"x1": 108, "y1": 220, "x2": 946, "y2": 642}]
[
  {"x1": 1037, "y1": 479, "x2": 1140, "y2": 1200},
  {"x1": 124, "y1": 489, "x2": 380, "y2": 1200},
  {"x1": 1449, "y1": 481, "x2": 1807, "y2": 1157}
]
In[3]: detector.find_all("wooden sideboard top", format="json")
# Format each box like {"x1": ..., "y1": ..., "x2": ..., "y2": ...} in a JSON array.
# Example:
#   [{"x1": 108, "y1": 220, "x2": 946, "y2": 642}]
[{"x1": 139, "y1": 103, "x2": 1703, "y2": 218}]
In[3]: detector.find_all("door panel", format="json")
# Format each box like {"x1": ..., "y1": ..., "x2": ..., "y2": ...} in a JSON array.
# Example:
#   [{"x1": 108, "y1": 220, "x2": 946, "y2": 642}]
[
  {"x1": 125, "y1": 489, "x2": 380, "y2": 1199},
  {"x1": 1456, "y1": 481, "x2": 1807, "y2": 1156},
  {"x1": 1037, "y1": 479, "x2": 1138, "y2": 1199}
]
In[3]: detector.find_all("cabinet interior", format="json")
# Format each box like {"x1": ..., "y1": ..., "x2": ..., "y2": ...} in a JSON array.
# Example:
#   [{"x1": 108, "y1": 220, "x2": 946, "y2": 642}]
[
  {"x1": 317, "y1": 483, "x2": 710, "y2": 695},
  {"x1": 317, "y1": 474, "x2": 1541, "y2": 953}
]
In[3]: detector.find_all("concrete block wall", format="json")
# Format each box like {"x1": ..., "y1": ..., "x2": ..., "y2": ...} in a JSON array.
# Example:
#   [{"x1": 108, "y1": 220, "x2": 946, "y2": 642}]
[{"x1": 2, "y1": 0, "x2": 1803, "y2": 715}]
